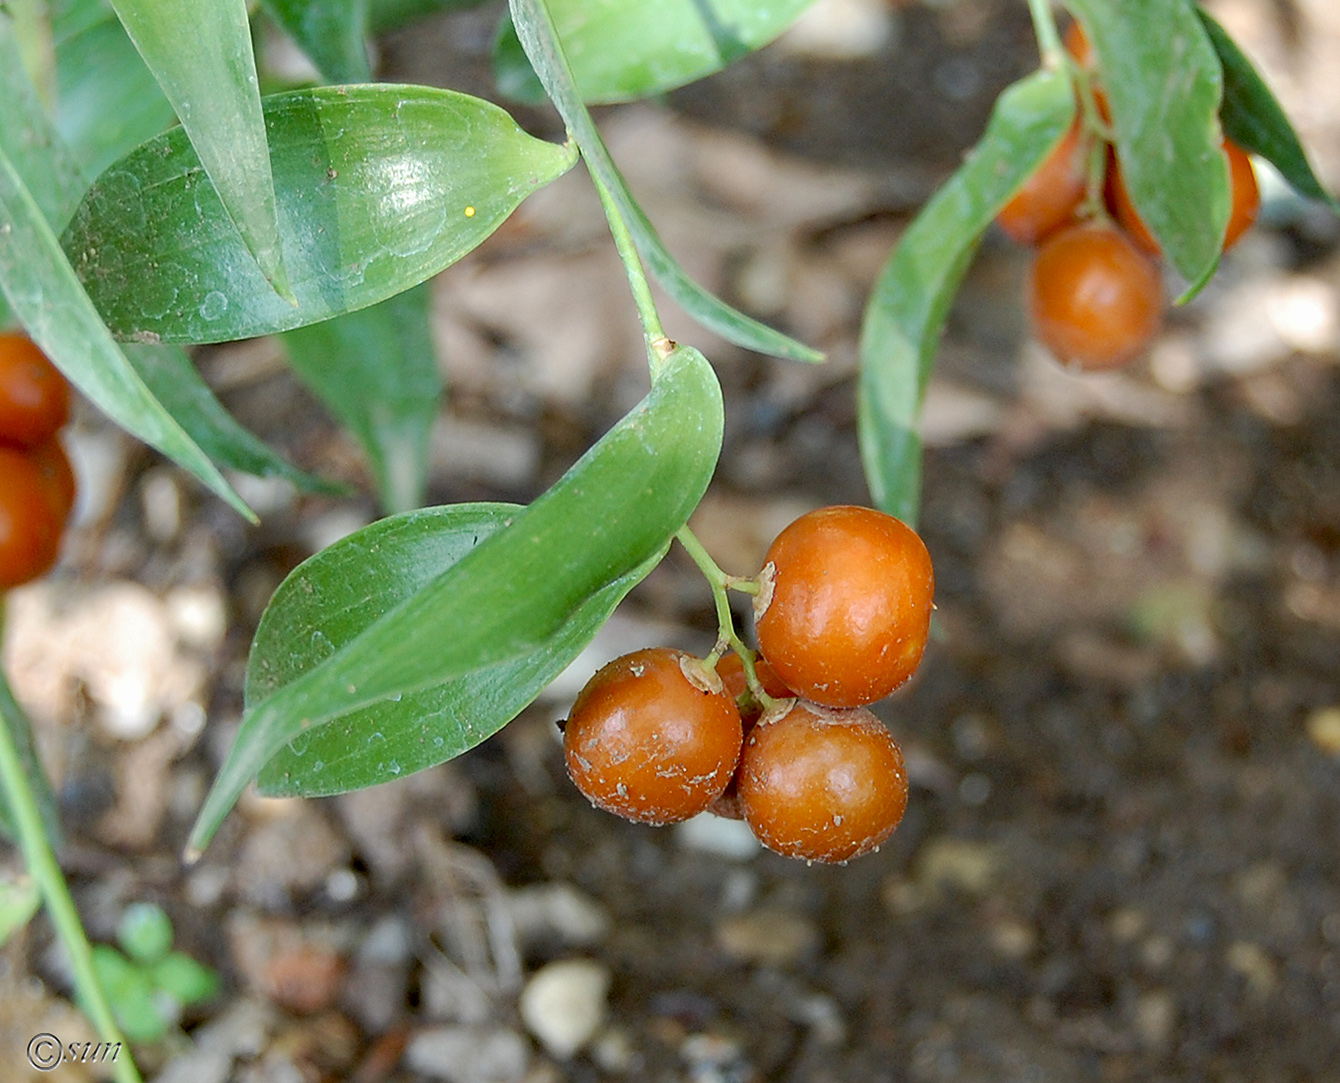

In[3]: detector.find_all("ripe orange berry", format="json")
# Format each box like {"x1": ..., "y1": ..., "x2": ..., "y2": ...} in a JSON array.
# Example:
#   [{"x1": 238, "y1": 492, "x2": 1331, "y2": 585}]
[
  {"x1": 0, "y1": 333, "x2": 70, "y2": 450},
  {"x1": 563, "y1": 647, "x2": 743, "y2": 825},
  {"x1": 754, "y1": 506, "x2": 934, "y2": 709},
  {"x1": 1107, "y1": 140, "x2": 1260, "y2": 257},
  {"x1": 29, "y1": 437, "x2": 76, "y2": 524},
  {"x1": 1063, "y1": 21, "x2": 1110, "y2": 122},
  {"x1": 1064, "y1": 21, "x2": 1093, "y2": 68},
  {"x1": 0, "y1": 446, "x2": 65, "y2": 589},
  {"x1": 737, "y1": 700, "x2": 908, "y2": 863},
  {"x1": 996, "y1": 119, "x2": 1088, "y2": 245},
  {"x1": 1028, "y1": 221, "x2": 1163, "y2": 371}
]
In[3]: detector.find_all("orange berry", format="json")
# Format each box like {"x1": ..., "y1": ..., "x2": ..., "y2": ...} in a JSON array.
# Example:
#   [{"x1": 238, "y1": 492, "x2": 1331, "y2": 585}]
[
  {"x1": 1028, "y1": 221, "x2": 1163, "y2": 371},
  {"x1": 0, "y1": 333, "x2": 70, "y2": 450},
  {"x1": 0, "y1": 446, "x2": 64, "y2": 589},
  {"x1": 737, "y1": 700, "x2": 908, "y2": 863},
  {"x1": 563, "y1": 647, "x2": 743, "y2": 825},
  {"x1": 755, "y1": 506, "x2": 934, "y2": 708},
  {"x1": 1108, "y1": 139, "x2": 1260, "y2": 257},
  {"x1": 997, "y1": 120, "x2": 1088, "y2": 245},
  {"x1": 29, "y1": 437, "x2": 76, "y2": 524}
]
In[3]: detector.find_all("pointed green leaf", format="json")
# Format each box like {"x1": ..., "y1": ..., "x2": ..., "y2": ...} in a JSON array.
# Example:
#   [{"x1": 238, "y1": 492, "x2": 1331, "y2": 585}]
[
  {"x1": 62, "y1": 84, "x2": 577, "y2": 345},
  {"x1": 0, "y1": 15, "x2": 86, "y2": 231},
  {"x1": 108, "y1": 0, "x2": 293, "y2": 299},
  {"x1": 859, "y1": 69, "x2": 1074, "y2": 526},
  {"x1": 495, "y1": 0, "x2": 817, "y2": 104},
  {"x1": 1068, "y1": 0, "x2": 1227, "y2": 289},
  {"x1": 509, "y1": 0, "x2": 821, "y2": 364},
  {"x1": 187, "y1": 343, "x2": 723, "y2": 856},
  {"x1": 261, "y1": 0, "x2": 372, "y2": 85},
  {"x1": 281, "y1": 283, "x2": 440, "y2": 513},
  {"x1": 0, "y1": 146, "x2": 253, "y2": 518},
  {"x1": 125, "y1": 343, "x2": 344, "y2": 494},
  {"x1": 1196, "y1": 7, "x2": 1338, "y2": 211},
  {"x1": 251, "y1": 505, "x2": 663, "y2": 797},
  {"x1": 53, "y1": 8, "x2": 176, "y2": 178}
]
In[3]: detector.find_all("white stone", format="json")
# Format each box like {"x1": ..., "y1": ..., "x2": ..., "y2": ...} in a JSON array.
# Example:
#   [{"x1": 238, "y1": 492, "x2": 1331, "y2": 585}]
[{"x1": 518, "y1": 959, "x2": 610, "y2": 1060}]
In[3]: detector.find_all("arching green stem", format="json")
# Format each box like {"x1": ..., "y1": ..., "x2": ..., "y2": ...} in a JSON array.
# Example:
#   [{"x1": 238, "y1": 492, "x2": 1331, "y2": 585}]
[
  {"x1": 673, "y1": 527, "x2": 778, "y2": 710},
  {"x1": 0, "y1": 665, "x2": 142, "y2": 1083},
  {"x1": 1026, "y1": 0, "x2": 1063, "y2": 65},
  {"x1": 592, "y1": 173, "x2": 672, "y2": 376}
]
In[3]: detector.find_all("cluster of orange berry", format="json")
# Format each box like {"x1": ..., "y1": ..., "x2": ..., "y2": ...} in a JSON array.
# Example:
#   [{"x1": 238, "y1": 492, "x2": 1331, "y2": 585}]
[
  {"x1": 560, "y1": 505, "x2": 934, "y2": 864},
  {"x1": 0, "y1": 333, "x2": 76, "y2": 590},
  {"x1": 997, "y1": 23, "x2": 1261, "y2": 372}
]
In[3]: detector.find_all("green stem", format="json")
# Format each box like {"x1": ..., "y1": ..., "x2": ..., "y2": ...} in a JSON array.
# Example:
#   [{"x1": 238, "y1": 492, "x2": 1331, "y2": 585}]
[
  {"x1": 673, "y1": 527, "x2": 778, "y2": 710},
  {"x1": 1026, "y1": 0, "x2": 1063, "y2": 65},
  {"x1": 592, "y1": 172, "x2": 671, "y2": 376},
  {"x1": 0, "y1": 667, "x2": 142, "y2": 1083}
]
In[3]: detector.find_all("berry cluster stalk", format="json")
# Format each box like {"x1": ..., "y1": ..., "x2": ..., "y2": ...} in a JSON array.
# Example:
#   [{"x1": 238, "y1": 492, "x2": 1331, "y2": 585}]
[{"x1": 0, "y1": 648, "x2": 142, "y2": 1083}]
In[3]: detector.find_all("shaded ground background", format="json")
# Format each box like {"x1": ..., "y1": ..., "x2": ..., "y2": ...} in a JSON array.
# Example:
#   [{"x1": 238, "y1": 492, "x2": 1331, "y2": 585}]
[{"x1": 5, "y1": 0, "x2": 1340, "y2": 1079}]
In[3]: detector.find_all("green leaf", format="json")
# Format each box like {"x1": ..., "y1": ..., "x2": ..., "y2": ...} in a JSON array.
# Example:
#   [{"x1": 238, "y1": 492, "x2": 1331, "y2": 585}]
[
  {"x1": 108, "y1": 0, "x2": 294, "y2": 300},
  {"x1": 1068, "y1": 0, "x2": 1227, "y2": 290},
  {"x1": 125, "y1": 342, "x2": 343, "y2": 494},
  {"x1": 62, "y1": 84, "x2": 577, "y2": 345},
  {"x1": 1196, "y1": 6, "x2": 1338, "y2": 211},
  {"x1": 0, "y1": 871, "x2": 41, "y2": 946},
  {"x1": 280, "y1": 282, "x2": 441, "y2": 513},
  {"x1": 0, "y1": 145, "x2": 253, "y2": 519},
  {"x1": 150, "y1": 951, "x2": 221, "y2": 1006},
  {"x1": 252, "y1": 505, "x2": 662, "y2": 797},
  {"x1": 0, "y1": 15, "x2": 86, "y2": 231},
  {"x1": 495, "y1": 0, "x2": 816, "y2": 104},
  {"x1": 186, "y1": 343, "x2": 723, "y2": 857},
  {"x1": 118, "y1": 902, "x2": 174, "y2": 965},
  {"x1": 858, "y1": 69, "x2": 1074, "y2": 526},
  {"x1": 53, "y1": 7, "x2": 177, "y2": 178},
  {"x1": 509, "y1": 0, "x2": 822, "y2": 364},
  {"x1": 91, "y1": 945, "x2": 169, "y2": 1042},
  {"x1": 261, "y1": 0, "x2": 372, "y2": 85}
]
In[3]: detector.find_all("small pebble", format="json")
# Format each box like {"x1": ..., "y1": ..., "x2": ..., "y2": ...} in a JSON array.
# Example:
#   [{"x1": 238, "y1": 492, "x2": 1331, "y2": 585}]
[
  {"x1": 715, "y1": 909, "x2": 818, "y2": 967},
  {"x1": 404, "y1": 1025, "x2": 529, "y2": 1083},
  {"x1": 675, "y1": 813, "x2": 762, "y2": 860},
  {"x1": 1306, "y1": 706, "x2": 1340, "y2": 757},
  {"x1": 519, "y1": 958, "x2": 611, "y2": 1060}
]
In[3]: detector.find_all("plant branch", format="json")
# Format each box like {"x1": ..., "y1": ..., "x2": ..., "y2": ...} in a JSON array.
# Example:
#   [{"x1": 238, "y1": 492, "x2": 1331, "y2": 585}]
[{"x1": 0, "y1": 667, "x2": 142, "y2": 1083}]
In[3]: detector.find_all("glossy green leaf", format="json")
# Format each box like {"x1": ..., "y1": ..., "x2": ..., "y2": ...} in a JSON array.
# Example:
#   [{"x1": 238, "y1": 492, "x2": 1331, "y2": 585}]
[
  {"x1": 496, "y1": 0, "x2": 816, "y2": 105},
  {"x1": 858, "y1": 69, "x2": 1074, "y2": 526},
  {"x1": 368, "y1": 0, "x2": 486, "y2": 33},
  {"x1": 509, "y1": 0, "x2": 821, "y2": 364},
  {"x1": 109, "y1": 0, "x2": 293, "y2": 299},
  {"x1": 53, "y1": 8, "x2": 176, "y2": 178},
  {"x1": 281, "y1": 282, "x2": 441, "y2": 512},
  {"x1": 1068, "y1": 0, "x2": 1226, "y2": 290},
  {"x1": 1197, "y1": 7, "x2": 1338, "y2": 211},
  {"x1": 186, "y1": 343, "x2": 723, "y2": 856},
  {"x1": 125, "y1": 343, "x2": 343, "y2": 494},
  {"x1": 0, "y1": 15, "x2": 85, "y2": 231},
  {"x1": 251, "y1": 505, "x2": 662, "y2": 797},
  {"x1": 0, "y1": 146, "x2": 252, "y2": 518},
  {"x1": 261, "y1": 0, "x2": 372, "y2": 85},
  {"x1": 62, "y1": 84, "x2": 577, "y2": 345}
]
